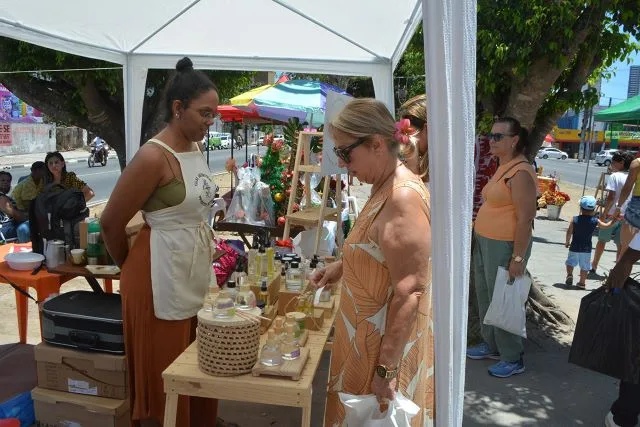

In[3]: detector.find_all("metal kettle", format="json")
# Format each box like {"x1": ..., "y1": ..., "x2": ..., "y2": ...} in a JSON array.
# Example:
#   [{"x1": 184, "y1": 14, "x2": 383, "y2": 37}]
[{"x1": 44, "y1": 239, "x2": 66, "y2": 268}]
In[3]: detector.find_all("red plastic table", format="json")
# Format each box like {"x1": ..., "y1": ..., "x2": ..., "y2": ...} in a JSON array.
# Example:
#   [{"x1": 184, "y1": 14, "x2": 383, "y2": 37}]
[{"x1": 0, "y1": 243, "x2": 74, "y2": 344}]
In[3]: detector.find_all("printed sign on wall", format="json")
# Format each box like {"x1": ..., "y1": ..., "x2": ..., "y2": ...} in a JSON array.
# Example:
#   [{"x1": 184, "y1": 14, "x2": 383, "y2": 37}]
[{"x1": 0, "y1": 123, "x2": 12, "y2": 146}]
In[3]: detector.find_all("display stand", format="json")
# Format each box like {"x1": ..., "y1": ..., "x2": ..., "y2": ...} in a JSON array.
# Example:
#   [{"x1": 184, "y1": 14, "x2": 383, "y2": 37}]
[
  {"x1": 594, "y1": 171, "x2": 611, "y2": 216},
  {"x1": 282, "y1": 131, "x2": 343, "y2": 255},
  {"x1": 162, "y1": 289, "x2": 341, "y2": 427}
]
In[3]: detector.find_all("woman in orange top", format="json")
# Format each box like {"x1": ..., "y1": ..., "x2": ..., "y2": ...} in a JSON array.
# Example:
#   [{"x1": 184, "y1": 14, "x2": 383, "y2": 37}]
[
  {"x1": 467, "y1": 117, "x2": 537, "y2": 378},
  {"x1": 311, "y1": 98, "x2": 434, "y2": 426}
]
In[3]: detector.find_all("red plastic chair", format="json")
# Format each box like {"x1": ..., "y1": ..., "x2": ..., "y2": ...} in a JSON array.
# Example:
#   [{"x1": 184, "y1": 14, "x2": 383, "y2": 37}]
[{"x1": 0, "y1": 419, "x2": 20, "y2": 427}]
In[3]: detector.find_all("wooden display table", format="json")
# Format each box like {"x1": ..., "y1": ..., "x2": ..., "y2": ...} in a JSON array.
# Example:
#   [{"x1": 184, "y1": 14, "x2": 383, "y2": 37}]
[{"x1": 162, "y1": 290, "x2": 340, "y2": 427}]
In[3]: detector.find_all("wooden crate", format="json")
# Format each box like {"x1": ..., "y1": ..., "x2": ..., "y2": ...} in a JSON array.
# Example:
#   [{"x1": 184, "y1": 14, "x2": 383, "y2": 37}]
[{"x1": 314, "y1": 295, "x2": 336, "y2": 315}]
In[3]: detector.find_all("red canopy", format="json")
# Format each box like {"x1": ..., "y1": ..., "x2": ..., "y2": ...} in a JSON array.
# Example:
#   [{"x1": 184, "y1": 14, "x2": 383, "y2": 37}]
[{"x1": 217, "y1": 105, "x2": 262, "y2": 122}]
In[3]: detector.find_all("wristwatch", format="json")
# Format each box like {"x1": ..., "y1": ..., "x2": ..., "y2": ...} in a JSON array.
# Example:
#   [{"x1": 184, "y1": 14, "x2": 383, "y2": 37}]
[
  {"x1": 511, "y1": 255, "x2": 524, "y2": 263},
  {"x1": 375, "y1": 364, "x2": 398, "y2": 379}
]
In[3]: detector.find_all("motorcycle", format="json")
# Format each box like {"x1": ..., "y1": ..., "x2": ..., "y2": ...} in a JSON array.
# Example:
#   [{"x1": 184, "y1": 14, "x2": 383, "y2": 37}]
[{"x1": 88, "y1": 144, "x2": 109, "y2": 167}]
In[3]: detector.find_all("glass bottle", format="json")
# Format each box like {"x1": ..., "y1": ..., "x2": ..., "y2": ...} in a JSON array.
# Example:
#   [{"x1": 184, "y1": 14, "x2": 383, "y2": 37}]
[
  {"x1": 203, "y1": 272, "x2": 220, "y2": 312},
  {"x1": 212, "y1": 290, "x2": 235, "y2": 318},
  {"x1": 284, "y1": 312, "x2": 302, "y2": 340},
  {"x1": 86, "y1": 217, "x2": 104, "y2": 265},
  {"x1": 255, "y1": 247, "x2": 265, "y2": 279},
  {"x1": 225, "y1": 280, "x2": 238, "y2": 302},
  {"x1": 260, "y1": 246, "x2": 268, "y2": 278},
  {"x1": 256, "y1": 278, "x2": 270, "y2": 313},
  {"x1": 248, "y1": 241, "x2": 259, "y2": 281},
  {"x1": 235, "y1": 282, "x2": 257, "y2": 311},
  {"x1": 281, "y1": 324, "x2": 301, "y2": 360},
  {"x1": 286, "y1": 261, "x2": 303, "y2": 291},
  {"x1": 265, "y1": 242, "x2": 275, "y2": 278},
  {"x1": 259, "y1": 330, "x2": 283, "y2": 367}
]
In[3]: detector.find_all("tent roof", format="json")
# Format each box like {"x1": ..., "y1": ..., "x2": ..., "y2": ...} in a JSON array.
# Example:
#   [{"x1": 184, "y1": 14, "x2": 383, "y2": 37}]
[
  {"x1": 0, "y1": 0, "x2": 422, "y2": 72},
  {"x1": 594, "y1": 95, "x2": 640, "y2": 124}
]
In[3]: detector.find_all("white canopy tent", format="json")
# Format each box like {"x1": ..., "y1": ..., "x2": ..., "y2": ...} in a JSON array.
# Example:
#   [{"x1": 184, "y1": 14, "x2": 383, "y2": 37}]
[{"x1": 0, "y1": 0, "x2": 475, "y2": 423}]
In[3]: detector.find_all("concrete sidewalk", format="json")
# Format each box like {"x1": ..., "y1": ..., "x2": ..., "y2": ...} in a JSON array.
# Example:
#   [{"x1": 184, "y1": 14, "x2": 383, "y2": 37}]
[{"x1": 1, "y1": 148, "x2": 118, "y2": 171}]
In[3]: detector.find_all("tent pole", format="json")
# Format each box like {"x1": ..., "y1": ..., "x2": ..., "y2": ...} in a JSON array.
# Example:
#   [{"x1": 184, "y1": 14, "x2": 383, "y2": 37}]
[
  {"x1": 206, "y1": 128, "x2": 210, "y2": 167},
  {"x1": 244, "y1": 124, "x2": 249, "y2": 162}
]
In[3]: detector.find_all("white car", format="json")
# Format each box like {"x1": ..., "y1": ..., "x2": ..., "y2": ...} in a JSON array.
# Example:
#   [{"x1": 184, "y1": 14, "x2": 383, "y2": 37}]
[
  {"x1": 537, "y1": 147, "x2": 568, "y2": 160},
  {"x1": 595, "y1": 149, "x2": 617, "y2": 167},
  {"x1": 219, "y1": 135, "x2": 236, "y2": 149}
]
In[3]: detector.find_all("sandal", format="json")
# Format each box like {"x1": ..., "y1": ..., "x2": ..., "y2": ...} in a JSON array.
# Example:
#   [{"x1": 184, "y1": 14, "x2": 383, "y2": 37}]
[
  {"x1": 576, "y1": 282, "x2": 586, "y2": 290},
  {"x1": 565, "y1": 275, "x2": 573, "y2": 287}
]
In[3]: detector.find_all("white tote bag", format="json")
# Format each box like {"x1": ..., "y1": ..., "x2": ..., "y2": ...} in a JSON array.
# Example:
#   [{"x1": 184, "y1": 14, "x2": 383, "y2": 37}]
[
  {"x1": 483, "y1": 266, "x2": 532, "y2": 338},
  {"x1": 339, "y1": 392, "x2": 420, "y2": 427}
]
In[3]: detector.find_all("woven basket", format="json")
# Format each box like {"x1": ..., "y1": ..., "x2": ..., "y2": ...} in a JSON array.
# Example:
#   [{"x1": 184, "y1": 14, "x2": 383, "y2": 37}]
[{"x1": 197, "y1": 308, "x2": 262, "y2": 377}]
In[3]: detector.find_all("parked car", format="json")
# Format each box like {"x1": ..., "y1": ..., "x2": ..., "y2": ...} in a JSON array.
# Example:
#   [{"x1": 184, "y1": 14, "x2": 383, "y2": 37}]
[
  {"x1": 537, "y1": 147, "x2": 568, "y2": 160},
  {"x1": 595, "y1": 149, "x2": 617, "y2": 167},
  {"x1": 219, "y1": 135, "x2": 234, "y2": 149}
]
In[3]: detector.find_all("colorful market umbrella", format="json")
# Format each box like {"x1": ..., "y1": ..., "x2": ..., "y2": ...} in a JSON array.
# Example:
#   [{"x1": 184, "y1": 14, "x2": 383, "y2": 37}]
[
  {"x1": 217, "y1": 105, "x2": 262, "y2": 123},
  {"x1": 231, "y1": 79, "x2": 350, "y2": 126}
]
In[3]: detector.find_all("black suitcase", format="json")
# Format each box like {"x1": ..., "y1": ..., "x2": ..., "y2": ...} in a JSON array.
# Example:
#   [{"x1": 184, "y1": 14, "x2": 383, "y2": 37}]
[{"x1": 41, "y1": 291, "x2": 124, "y2": 354}]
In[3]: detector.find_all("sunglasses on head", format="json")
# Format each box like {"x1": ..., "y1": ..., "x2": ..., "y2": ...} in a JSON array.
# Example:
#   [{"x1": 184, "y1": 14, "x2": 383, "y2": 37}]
[
  {"x1": 333, "y1": 137, "x2": 368, "y2": 163},
  {"x1": 487, "y1": 132, "x2": 516, "y2": 142}
]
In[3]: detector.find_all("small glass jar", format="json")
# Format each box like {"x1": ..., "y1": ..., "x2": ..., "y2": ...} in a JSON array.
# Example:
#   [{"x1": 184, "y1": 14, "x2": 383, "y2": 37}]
[
  {"x1": 281, "y1": 324, "x2": 301, "y2": 360},
  {"x1": 284, "y1": 312, "x2": 302, "y2": 340},
  {"x1": 203, "y1": 285, "x2": 220, "y2": 312},
  {"x1": 285, "y1": 261, "x2": 303, "y2": 291},
  {"x1": 236, "y1": 283, "x2": 257, "y2": 311},
  {"x1": 260, "y1": 330, "x2": 283, "y2": 366},
  {"x1": 212, "y1": 290, "x2": 235, "y2": 318}
]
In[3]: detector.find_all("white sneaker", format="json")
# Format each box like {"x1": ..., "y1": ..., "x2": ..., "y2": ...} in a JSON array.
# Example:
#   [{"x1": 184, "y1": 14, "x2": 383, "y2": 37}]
[{"x1": 605, "y1": 411, "x2": 621, "y2": 427}]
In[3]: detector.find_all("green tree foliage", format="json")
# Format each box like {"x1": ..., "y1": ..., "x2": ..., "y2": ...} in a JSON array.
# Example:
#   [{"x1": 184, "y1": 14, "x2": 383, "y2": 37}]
[
  {"x1": 0, "y1": 37, "x2": 256, "y2": 168},
  {"x1": 395, "y1": 1, "x2": 640, "y2": 149}
]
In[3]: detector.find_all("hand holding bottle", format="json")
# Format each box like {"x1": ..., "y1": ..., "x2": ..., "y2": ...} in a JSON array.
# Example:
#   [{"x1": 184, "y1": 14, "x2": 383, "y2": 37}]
[{"x1": 310, "y1": 260, "x2": 343, "y2": 291}]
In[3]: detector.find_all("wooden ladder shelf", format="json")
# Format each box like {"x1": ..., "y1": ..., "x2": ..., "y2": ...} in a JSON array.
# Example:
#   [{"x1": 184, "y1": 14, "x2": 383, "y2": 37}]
[{"x1": 282, "y1": 131, "x2": 343, "y2": 255}]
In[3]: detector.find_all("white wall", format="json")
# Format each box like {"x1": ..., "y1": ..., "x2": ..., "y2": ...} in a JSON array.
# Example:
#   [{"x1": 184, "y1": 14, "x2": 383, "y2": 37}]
[{"x1": 0, "y1": 123, "x2": 56, "y2": 156}]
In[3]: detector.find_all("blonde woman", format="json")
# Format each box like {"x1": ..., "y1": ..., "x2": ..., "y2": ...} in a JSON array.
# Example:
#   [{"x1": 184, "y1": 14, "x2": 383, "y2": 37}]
[
  {"x1": 311, "y1": 98, "x2": 434, "y2": 426},
  {"x1": 398, "y1": 94, "x2": 428, "y2": 182}
]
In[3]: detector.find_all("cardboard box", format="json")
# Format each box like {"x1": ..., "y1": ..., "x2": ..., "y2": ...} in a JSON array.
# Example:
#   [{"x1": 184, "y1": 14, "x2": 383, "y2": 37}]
[
  {"x1": 277, "y1": 283, "x2": 302, "y2": 316},
  {"x1": 304, "y1": 308, "x2": 325, "y2": 331},
  {"x1": 249, "y1": 274, "x2": 281, "y2": 307},
  {"x1": 34, "y1": 343, "x2": 127, "y2": 399},
  {"x1": 32, "y1": 387, "x2": 130, "y2": 427}
]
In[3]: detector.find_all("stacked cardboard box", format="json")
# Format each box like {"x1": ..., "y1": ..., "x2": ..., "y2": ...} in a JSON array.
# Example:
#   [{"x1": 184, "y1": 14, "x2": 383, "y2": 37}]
[{"x1": 32, "y1": 343, "x2": 130, "y2": 427}]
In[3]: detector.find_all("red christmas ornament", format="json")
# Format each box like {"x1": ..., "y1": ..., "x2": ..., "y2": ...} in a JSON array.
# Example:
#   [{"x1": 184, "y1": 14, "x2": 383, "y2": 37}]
[
  {"x1": 293, "y1": 203, "x2": 300, "y2": 212},
  {"x1": 277, "y1": 216, "x2": 286, "y2": 226}
]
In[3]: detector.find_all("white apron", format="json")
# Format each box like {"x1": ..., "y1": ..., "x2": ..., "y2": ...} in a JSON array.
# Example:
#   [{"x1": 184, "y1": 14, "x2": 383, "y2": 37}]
[{"x1": 143, "y1": 139, "x2": 217, "y2": 320}]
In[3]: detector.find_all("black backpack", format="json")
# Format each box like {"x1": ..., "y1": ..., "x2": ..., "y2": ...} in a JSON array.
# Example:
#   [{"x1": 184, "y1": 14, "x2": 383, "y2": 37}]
[{"x1": 30, "y1": 183, "x2": 89, "y2": 254}]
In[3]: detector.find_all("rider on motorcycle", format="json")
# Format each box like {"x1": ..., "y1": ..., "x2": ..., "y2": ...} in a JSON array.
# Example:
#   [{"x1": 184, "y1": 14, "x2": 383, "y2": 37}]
[{"x1": 90, "y1": 136, "x2": 108, "y2": 162}]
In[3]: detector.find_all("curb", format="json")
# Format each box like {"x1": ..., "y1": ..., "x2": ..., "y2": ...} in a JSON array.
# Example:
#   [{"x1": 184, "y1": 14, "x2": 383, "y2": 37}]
[{"x1": 2, "y1": 153, "x2": 118, "y2": 170}]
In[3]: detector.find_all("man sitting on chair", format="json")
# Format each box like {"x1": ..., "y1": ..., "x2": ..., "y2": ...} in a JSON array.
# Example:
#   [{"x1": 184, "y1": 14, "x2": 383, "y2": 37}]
[{"x1": 0, "y1": 171, "x2": 29, "y2": 242}]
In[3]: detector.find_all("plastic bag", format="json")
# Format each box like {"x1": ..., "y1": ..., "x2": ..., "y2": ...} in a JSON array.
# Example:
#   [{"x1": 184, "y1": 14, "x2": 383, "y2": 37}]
[
  {"x1": 299, "y1": 173, "x2": 323, "y2": 210},
  {"x1": 252, "y1": 181, "x2": 275, "y2": 226},
  {"x1": 483, "y1": 266, "x2": 531, "y2": 338},
  {"x1": 339, "y1": 392, "x2": 420, "y2": 427},
  {"x1": 226, "y1": 167, "x2": 257, "y2": 223},
  {"x1": 292, "y1": 221, "x2": 337, "y2": 258},
  {"x1": 213, "y1": 239, "x2": 239, "y2": 286},
  {"x1": 568, "y1": 278, "x2": 640, "y2": 383}
]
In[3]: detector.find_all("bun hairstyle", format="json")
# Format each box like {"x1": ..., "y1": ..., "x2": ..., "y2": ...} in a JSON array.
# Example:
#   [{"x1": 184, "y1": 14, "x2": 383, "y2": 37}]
[
  {"x1": 494, "y1": 116, "x2": 530, "y2": 157},
  {"x1": 164, "y1": 56, "x2": 218, "y2": 122},
  {"x1": 398, "y1": 94, "x2": 428, "y2": 182}
]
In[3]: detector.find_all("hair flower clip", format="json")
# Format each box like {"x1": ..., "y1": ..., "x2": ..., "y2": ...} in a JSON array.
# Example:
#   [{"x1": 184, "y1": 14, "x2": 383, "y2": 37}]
[{"x1": 394, "y1": 118, "x2": 412, "y2": 145}]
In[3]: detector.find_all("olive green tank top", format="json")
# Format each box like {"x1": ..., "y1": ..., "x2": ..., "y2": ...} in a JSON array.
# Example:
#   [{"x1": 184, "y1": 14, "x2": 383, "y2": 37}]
[{"x1": 142, "y1": 141, "x2": 186, "y2": 212}]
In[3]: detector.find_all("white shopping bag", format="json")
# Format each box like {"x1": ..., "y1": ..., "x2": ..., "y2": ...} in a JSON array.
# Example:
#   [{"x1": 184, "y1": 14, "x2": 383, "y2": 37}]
[
  {"x1": 339, "y1": 392, "x2": 420, "y2": 427},
  {"x1": 483, "y1": 266, "x2": 532, "y2": 338}
]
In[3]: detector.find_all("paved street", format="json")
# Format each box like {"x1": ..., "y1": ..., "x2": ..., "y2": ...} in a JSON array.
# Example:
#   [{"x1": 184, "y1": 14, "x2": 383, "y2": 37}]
[
  {"x1": 537, "y1": 157, "x2": 607, "y2": 189},
  {"x1": 6, "y1": 145, "x2": 265, "y2": 204}
]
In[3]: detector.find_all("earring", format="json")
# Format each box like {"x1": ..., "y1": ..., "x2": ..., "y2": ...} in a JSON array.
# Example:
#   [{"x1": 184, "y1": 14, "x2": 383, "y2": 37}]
[{"x1": 175, "y1": 113, "x2": 180, "y2": 119}]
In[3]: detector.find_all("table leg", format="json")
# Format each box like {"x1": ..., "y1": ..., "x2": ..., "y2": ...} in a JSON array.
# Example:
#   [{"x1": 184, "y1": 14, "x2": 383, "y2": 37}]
[
  {"x1": 104, "y1": 279, "x2": 113, "y2": 293},
  {"x1": 302, "y1": 403, "x2": 312, "y2": 427},
  {"x1": 163, "y1": 392, "x2": 179, "y2": 427},
  {"x1": 239, "y1": 232, "x2": 252, "y2": 248},
  {"x1": 14, "y1": 288, "x2": 28, "y2": 344},
  {"x1": 36, "y1": 280, "x2": 63, "y2": 342}
]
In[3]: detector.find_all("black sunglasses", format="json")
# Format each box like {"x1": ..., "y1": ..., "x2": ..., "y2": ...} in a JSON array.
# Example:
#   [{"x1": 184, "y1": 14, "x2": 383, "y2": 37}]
[
  {"x1": 487, "y1": 132, "x2": 516, "y2": 141},
  {"x1": 333, "y1": 137, "x2": 368, "y2": 163}
]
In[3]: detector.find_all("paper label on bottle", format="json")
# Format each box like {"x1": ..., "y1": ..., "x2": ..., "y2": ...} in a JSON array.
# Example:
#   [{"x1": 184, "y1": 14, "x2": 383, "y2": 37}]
[
  {"x1": 291, "y1": 349, "x2": 300, "y2": 358},
  {"x1": 68, "y1": 379, "x2": 98, "y2": 395}
]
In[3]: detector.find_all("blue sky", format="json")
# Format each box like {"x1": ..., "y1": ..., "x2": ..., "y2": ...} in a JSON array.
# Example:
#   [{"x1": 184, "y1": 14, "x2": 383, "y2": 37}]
[{"x1": 600, "y1": 36, "x2": 639, "y2": 106}]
